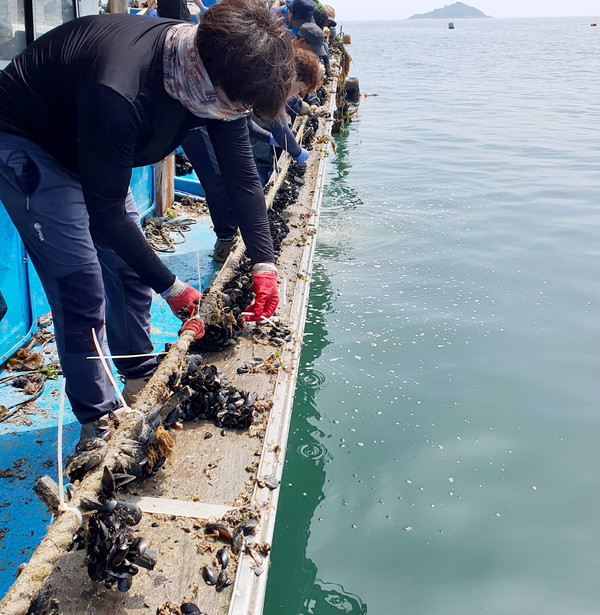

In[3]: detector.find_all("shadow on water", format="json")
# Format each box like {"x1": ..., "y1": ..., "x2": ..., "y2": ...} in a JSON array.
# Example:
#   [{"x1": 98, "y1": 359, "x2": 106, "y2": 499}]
[{"x1": 264, "y1": 130, "x2": 367, "y2": 615}]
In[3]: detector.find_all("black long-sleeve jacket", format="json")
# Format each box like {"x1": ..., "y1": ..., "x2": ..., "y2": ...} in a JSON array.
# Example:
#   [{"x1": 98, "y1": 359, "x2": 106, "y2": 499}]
[{"x1": 0, "y1": 14, "x2": 274, "y2": 292}]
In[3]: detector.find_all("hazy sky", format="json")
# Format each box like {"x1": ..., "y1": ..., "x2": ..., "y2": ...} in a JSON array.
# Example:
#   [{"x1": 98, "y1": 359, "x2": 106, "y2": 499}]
[{"x1": 333, "y1": 1, "x2": 600, "y2": 21}]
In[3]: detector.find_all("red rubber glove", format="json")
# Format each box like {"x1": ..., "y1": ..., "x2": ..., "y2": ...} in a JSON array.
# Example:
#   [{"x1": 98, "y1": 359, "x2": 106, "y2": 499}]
[
  {"x1": 244, "y1": 264, "x2": 279, "y2": 321},
  {"x1": 161, "y1": 277, "x2": 202, "y2": 321},
  {"x1": 180, "y1": 317, "x2": 205, "y2": 340}
]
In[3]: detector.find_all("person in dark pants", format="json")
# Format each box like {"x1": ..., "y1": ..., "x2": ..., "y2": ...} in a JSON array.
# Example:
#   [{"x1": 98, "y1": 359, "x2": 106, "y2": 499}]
[{"x1": 0, "y1": 0, "x2": 294, "y2": 436}]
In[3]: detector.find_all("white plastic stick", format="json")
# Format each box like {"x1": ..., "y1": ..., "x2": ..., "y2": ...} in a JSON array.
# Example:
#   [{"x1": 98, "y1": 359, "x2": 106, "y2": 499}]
[
  {"x1": 281, "y1": 277, "x2": 287, "y2": 306},
  {"x1": 57, "y1": 377, "x2": 66, "y2": 507},
  {"x1": 240, "y1": 312, "x2": 276, "y2": 326},
  {"x1": 86, "y1": 351, "x2": 166, "y2": 360},
  {"x1": 91, "y1": 327, "x2": 128, "y2": 409},
  {"x1": 56, "y1": 379, "x2": 82, "y2": 524}
]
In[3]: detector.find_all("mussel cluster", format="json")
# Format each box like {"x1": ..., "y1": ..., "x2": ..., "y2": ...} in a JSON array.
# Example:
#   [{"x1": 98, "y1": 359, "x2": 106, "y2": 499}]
[
  {"x1": 175, "y1": 151, "x2": 193, "y2": 176},
  {"x1": 65, "y1": 408, "x2": 168, "y2": 483},
  {"x1": 251, "y1": 321, "x2": 293, "y2": 347},
  {"x1": 201, "y1": 544, "x2": 232, "y2": 592},
  {"x1": 189, "y1": 155, "x2": 306, "y2": 353},
  {"x1": 26, "y1": 591, "x2": 59, "y2": 615},
  {"x1": 66, "y1": 437, "x2": 108, "y2": 482},
  {"x1": 80, "y1": 467, "x2": 156, "y2": 592},
  {"x1": 314, "y1": 85, "x2": 328, "y2": 106},
  {"x1": 203, "y1": 515, "x2": 269, "y2": 579},
  {"x1": 267, "y1": 205, "x2": 290, "y2": 256},
  {"x1": 201, "y1": 518, "x2": 257, "y2": 590},
  {"x1": 301, "y1": 117, "x2": 320, "y2": 147},
  {"x1": 161, "y1": 356, "x2": 259, "y2": 430},
  {"x1": 267, "y1": 161, "x2": 307, "y2": 256},
  {"x1": 189, "y1": 261, "x2": 253, "y2": 353}
]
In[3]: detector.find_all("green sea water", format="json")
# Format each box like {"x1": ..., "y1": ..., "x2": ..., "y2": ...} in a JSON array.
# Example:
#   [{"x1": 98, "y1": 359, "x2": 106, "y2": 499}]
[{"x1": 265, "y1": 17, "x2": 600, "y2": 615}]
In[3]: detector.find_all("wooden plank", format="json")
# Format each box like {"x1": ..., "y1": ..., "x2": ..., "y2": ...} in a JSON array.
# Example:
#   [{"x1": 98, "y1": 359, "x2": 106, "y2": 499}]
[
  {"x1": 154, "y1": 155, "x2": 175, "y2": 216},
  {"x1": 227, "y1": 106, "x2": 338, "y2": 615},
  {"x1": 129, "y1": 496, "x2": 236, "y2": 519}
]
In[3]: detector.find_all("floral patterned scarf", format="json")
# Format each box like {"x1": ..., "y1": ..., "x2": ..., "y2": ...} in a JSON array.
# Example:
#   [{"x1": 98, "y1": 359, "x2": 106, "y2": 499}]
[{"x1": 163, "y1": 23, "x2": 250, "y2": 121}]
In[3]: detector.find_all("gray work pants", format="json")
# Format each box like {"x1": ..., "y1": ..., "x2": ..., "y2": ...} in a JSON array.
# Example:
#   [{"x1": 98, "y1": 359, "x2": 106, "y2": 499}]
[{"x1": 0, "y1": 132, "x2": 158, "y2": 424}]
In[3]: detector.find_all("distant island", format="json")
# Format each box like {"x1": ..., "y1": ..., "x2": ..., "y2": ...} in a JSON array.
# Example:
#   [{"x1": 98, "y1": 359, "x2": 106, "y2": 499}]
[{"x1": 409, "y1": 2, "x2": 491, "y2": 19}]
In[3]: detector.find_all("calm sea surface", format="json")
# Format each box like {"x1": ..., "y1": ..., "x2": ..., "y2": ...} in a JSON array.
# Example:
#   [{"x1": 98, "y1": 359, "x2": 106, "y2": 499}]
[{"x1": 264, "y1": 17, "x2": 600, "y2": 615}]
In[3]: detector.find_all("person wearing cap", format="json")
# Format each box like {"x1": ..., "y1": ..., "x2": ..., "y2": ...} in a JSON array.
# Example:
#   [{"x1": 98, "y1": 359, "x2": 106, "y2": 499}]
[
  {"x1": 314, "y1": 4, "x2": 337, "y2": 31},
  {"x1": 272, "y1": 0, "x2": 315, "y2": 35},
  {"x1": 297, "y1": 22, "x2": 331, "y2": 77}
]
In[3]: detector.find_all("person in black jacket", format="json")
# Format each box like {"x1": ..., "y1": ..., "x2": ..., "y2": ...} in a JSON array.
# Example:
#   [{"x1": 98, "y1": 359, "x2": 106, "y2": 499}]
[{"x1": 0, "y1": 0, "x2": 294, "y2": 436}]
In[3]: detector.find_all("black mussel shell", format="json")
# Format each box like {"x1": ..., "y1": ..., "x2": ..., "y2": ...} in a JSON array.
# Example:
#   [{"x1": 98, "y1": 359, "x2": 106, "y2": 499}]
[
  {"x1": 120, "y1": 439, "x2": 148, "y2": 463},
  {"x1": 232, "y1": 529, "x2": 245, "y2": 555},
  {"x1": 238, "y1": 518, "x2": 258, "y2": 536},
  {"x1": 216, "y1": 547, "x2": 230, "y2": 569},
  {"x1": 26, "y1": 590, "x2": 59, "y2": 615},
  {"x1": 216, "y1": 569, "x2": 233, "y2": 592},
  {"x1": 113, "y1": 500, "x2": 143, "y2": 526},
  {"x1": 75, "y1": 437, "x2": 107, "y2": 454},
  {"x1": 181, "y1": 603, "x2": 203, "y2": 615},
  {"x1": 65, "y1": 447, "x2": 106, "y2": 482},
  {"x1": 202, "y1": 565, "x2": 218, "y2": 586},
  {"x1": 205, "y1": 523, "x2": 232, "y2": 542},
  {"x1": 117, "y1": 574, "x2": 133, "y2": 593},
  {"x1": 131, "y1": 548, "x2": 157, "y2": 570},
  {"x1": 80, "y1": 496, "x2": 103, "y2": 512},
  {"x1": 101, "y1": 465, "x2": 116, "y2": 498}
]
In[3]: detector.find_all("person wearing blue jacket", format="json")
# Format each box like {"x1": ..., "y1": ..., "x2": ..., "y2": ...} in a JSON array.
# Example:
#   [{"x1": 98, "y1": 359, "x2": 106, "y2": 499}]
[{"x1": 272, "y1": 0, "x2": 315, "y2": 35}]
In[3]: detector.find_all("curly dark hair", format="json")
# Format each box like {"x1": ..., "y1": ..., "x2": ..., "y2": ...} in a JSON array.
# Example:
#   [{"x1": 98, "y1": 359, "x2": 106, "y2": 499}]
[
  {"x1": 196, "y1": 0, "x2": 295, "y2": 122},
  {"x1": 294, "y1": 47, "x2": 322, "y2": 92}
]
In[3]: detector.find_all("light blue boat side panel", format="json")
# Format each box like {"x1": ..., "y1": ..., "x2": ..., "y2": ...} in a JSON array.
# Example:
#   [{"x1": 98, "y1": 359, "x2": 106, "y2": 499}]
[
  {"x1": 0, "y1": 165, "x2": 157, "y2": 347},
  {"x1": 174, "y1": 172, "x2": 206, "y2": 198},
  {"x1": 131, "y1": 166, "x2": 155, "y2": 220},
  {"x1": 28, "y1": 259, "x2": 50, "y2": 321},
  {"x1": 0, "y1": 203, "x2": 32, "y2": 364}
]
